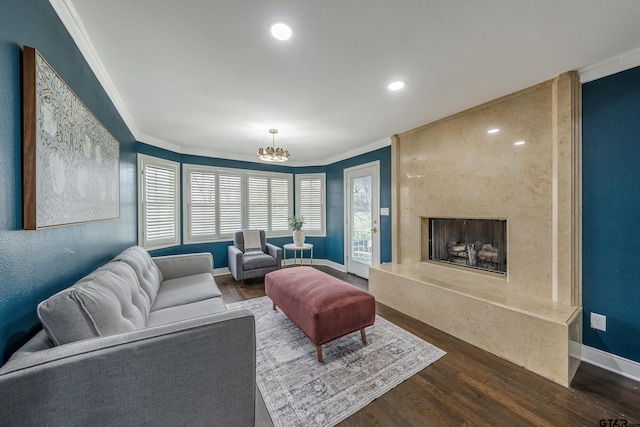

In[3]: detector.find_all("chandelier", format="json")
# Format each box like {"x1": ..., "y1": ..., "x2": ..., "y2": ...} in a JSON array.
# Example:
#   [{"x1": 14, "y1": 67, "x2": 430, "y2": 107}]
[{"x1": 257, "y1": 129, "x2": 290, "y2": 162}]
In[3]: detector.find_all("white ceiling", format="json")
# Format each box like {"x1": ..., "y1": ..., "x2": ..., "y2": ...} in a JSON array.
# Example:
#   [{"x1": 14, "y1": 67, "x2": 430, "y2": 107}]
[{"x1": 55, "y1": 0, "x2": 640, "y2": 166}]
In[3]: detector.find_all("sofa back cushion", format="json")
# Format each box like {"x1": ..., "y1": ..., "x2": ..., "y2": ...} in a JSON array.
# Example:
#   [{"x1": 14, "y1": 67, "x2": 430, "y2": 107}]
[
  {"x1": 38, "y1": 262, "x2": 150, "y2": 346},
  {"x1": 112, "y1": 246, "x2": 163, "y2": 304}
]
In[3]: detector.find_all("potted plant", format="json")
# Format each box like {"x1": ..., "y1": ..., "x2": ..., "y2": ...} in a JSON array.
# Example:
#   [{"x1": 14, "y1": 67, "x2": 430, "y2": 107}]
[{"x1": 288, "y1": 214, "x2": 305, "y2": 246}]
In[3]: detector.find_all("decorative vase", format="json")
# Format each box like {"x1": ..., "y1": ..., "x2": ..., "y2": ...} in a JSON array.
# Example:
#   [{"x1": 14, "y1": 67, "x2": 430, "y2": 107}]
[{"x1": 293, "y1": 230, "x2": 305, "y2": 246}]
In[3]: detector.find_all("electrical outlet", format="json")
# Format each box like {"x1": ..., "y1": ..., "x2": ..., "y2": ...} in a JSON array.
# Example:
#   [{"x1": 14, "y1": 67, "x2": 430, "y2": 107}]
[{"x1": 590, "y1": 312, "x2": 607, "y2": 332}]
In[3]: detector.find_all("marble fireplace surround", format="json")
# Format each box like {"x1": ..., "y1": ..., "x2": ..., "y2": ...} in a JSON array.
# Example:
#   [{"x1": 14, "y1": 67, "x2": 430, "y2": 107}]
[{"x1": 370, "y1": 72, "x2": 582, "y2": 386}]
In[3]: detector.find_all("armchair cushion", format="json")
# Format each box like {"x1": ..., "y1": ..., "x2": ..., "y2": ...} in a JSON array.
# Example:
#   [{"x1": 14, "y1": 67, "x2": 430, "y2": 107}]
[{"x1": 242, "y1": 253, "x2": 277, "y2": 270}]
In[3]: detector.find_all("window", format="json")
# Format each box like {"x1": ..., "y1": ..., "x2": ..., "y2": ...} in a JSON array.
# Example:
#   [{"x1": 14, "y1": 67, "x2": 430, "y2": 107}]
[
  {"x1": 295, "y1": 173, "x2": 326, "y2": 236},
  {"x1": 183, "y1": 164, "x2": 293, "y2": 243},
  {"x1": 219, "y1": 172, "x2": 243, "y2": 236},
  {"x1": 185, "y1": 167, "x2": 217, "y2": 241},
  {"x1": 270, "y1": 177, "x2": 290, "y2": 232},
  {"x1": 248, "y1": 175, "x2": 269, "y2": 230},
  {"x1": 138, "y1": 154, "x2": 180, "y2": 250},
  {"x1": 248, "y1": 174, "x2": 292, "y2": 233}
]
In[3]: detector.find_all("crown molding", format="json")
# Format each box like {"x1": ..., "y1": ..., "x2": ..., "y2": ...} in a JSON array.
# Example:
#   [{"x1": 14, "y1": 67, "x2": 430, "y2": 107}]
[
  {"x1": 45, "y1": 1, "x2": 408, "y2": 167},
  {"x1": 579, "y1": 46, "x2": 640, "y2": 83},
  {"x1": 180, "y1": 144, "x2": 275, "y2": 165},
  {"x1": 141, "y1": 135, "x2": 392, "y2": 167},
  {"x1": 49, "y1": 0, "x2": 140, "y2": 138},
  {"x1": 319, "y1": 137, "x2": 392, "y2": 166},
  {"x1": 136, "y1": 132, "x2": 184, "y2": 155}
]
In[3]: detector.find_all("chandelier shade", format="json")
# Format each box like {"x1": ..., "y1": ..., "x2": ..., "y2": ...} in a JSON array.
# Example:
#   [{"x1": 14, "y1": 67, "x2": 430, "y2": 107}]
[{"x1": 257, "y1": 129, "x2": 290, "y2": 162}]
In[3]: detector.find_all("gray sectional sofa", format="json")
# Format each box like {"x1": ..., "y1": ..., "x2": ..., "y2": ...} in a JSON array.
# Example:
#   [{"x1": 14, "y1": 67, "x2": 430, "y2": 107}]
[{"x1": 0, "y1": 246, "x2": 267, "y2": 426}]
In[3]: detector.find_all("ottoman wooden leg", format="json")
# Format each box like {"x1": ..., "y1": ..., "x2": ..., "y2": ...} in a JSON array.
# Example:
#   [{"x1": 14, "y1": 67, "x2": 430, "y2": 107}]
[
  {"x1": 360, "y1": 328, "x2": 367, "y2": 344},
  {"x1": 272, "y1": 302, "x2": 276, "y2": 310},
  {"x1": 316, "y1": 345, "x2": 323, "y2": 363}
]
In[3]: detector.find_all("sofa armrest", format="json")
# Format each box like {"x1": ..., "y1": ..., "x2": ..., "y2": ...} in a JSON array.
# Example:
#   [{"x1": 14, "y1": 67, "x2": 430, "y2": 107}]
[
  {"x1": 152, "y1": 252, "x2": 213, "y2": 280},
  {"x1": 228, "y1": 245, "x2": 244, "y2": 280},
  {"x1": 0, "y1": 310, "x2": 256, "y2": 426},
  {"x1": 266, "y1": 243, "x2": 282, "y2": 268}
]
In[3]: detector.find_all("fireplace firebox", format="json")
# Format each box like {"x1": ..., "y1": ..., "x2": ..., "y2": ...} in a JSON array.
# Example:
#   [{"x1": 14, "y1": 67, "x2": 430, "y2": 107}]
[{"x1": 428, "y1": 218, "x2": 507, "y2": 274}]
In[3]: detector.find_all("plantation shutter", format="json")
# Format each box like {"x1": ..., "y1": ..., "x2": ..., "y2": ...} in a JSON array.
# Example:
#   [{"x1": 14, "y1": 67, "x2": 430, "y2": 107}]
[
  {"x1": 140, "y1": 157, "x2": 179, "y2": 248},
  {"x1": 298, "y1": 175, "x2": 324, "y2": 234},
  {"x1": 187, "y1": 169, "x2": 216, "y2": 240},
  {"x1": 271, "y1": 178, "x2": 290, "y2": 231},
  {"x1": 182, "y1": 165, "x2": 293, "y2": 242},
  {"x1": 248, "y1": 175, "x2": 269, "y2": 230},
  {"x1": 219, "y1": 172, "x2": 242, "y2": 235}
]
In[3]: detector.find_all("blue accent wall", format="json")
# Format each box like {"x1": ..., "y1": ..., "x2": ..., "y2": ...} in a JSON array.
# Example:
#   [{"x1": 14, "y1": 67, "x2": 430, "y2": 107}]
[
  {"x1": 326, "y1": 146, "x2": 392, "y2": 265},
  {"x1": 138, "y1": 143, "x2": 391, "y2": 267},
  {"x1": 583, "y1": 65, "x2": 640, "y2": 364},
  {"x1": 0, "y1": 1, "x2": 138, "y2": 363},
  {"x1": 0, "y1": 0, "x2": 392, "y2": 366}
]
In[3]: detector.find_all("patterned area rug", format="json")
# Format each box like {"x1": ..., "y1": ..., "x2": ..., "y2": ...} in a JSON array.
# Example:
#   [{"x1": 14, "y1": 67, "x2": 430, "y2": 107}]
[{"x1": 227, "y1": 296, "x2": 446, "y2": 427}]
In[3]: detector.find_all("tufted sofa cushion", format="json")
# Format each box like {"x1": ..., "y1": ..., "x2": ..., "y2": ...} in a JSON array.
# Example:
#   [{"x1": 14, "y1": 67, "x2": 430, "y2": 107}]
[
  {"x1": 112, "y1": 246, "x2": 163, "y2": 305},
  {"x1": 38, "y1": 262, "x2": 149, "y2": 346}
]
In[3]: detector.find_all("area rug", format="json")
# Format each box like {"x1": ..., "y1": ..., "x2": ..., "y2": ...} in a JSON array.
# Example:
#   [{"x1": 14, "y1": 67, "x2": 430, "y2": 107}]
[{"x1": 227, "y1": 296, "x2": 446, "y2": 427}]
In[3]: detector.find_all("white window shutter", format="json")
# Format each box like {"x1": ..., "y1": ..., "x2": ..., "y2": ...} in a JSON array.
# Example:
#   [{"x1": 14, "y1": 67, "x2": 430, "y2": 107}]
[
  {"x1": 219, "y1": 172, "x2": 242, "y2": 236},
  {"x1": 248, "y1": 175, "x2": 269, "y2": 230},
  {"x1": 298, "y1": 175, "x2": 324, "y2": 233},
  {"x1": 139, "y1": 155, "x2": 180, "y2": 249},
  {"x1": 182, "y1": 165, "x2": 293, "y2": 243},
  {"x1": 271, "y1": 177, "x2": 290, "y2": 231},
  {"x1": 187, "y1": 169, "x2": 216, "y2": 240}
]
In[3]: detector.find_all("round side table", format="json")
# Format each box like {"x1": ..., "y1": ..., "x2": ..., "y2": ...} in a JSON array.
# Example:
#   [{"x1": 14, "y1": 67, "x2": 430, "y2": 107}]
[{"x1": 283, "y1": 243, "x2": 313, "y2": 267}]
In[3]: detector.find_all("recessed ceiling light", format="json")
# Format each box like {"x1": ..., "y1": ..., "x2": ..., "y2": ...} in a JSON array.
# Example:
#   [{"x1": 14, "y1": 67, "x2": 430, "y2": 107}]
[
  {"x1": 270, "y1": 22, "x2": 293, "y2": 41},
  {"x1": 514, "y1": 141, "x2": 526, "y2": 146},
  {"x1": 488, "y1": 128, "x2": 500, "y2": 134},
  {"x1": 388, "y1": 81, "x2": 405, "y2": 91}
]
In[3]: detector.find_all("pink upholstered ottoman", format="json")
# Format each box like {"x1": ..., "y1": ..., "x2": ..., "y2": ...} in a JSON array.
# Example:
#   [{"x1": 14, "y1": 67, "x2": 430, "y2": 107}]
[{"x1": 265, "y1": 266, "x2": 376, "y2": 362}]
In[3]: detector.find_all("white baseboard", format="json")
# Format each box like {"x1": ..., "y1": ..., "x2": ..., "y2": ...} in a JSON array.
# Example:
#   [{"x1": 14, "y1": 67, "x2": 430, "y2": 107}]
[
  {"x1": 281, "y1": 258, "x2": 346, "y2": 271},
  {"x1": 213, "y1": 267, "x2": 230, "y2": 276},
  {"x1": 319, "y1": 259, "x2": 346, "y2": 272},
  {"x1": 571, "y1": 342, "x2": 640, "y2": 383},
  {"x1": 215, "y1": 259, "x2": 346, "y2": 276}
]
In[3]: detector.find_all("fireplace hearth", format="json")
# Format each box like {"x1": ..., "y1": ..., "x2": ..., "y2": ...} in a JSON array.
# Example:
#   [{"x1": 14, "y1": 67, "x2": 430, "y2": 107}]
[{"x1": 427, "y1": 218, "x2": 507, "y2": 274}]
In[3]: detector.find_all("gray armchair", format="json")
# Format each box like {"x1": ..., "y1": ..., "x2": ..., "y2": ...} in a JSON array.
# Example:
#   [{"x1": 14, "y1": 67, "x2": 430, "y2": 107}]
[{"x1": 228, "y1": 230, "x2": 282, "y2": 283}]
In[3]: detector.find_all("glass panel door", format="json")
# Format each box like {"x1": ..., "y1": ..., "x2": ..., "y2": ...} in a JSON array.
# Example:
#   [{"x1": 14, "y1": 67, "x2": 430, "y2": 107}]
[
  {"x1": 345, "y1": 162, "x2": 379, "y2": 279},
  {"x1": 351, "y1": 175, "x2": 372, "y2": 264}
]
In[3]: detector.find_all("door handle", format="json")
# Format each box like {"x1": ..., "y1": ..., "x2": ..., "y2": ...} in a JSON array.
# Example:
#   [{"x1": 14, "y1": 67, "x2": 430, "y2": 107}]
[{"x1": 371, "y1": 227, "x2": 377, "y2": 233}]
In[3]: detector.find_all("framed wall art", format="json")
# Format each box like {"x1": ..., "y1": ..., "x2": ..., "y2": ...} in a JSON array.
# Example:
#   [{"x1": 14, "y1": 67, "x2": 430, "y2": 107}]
[{"x1": 22, "y1": 46, "x2": 120, "y2": 230}]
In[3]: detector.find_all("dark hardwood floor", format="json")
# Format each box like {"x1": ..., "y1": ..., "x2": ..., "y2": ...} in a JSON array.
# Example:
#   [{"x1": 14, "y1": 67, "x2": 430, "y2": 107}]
[{"x1": 216, "y1": 266, "x2": 640, "y2": 427}]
